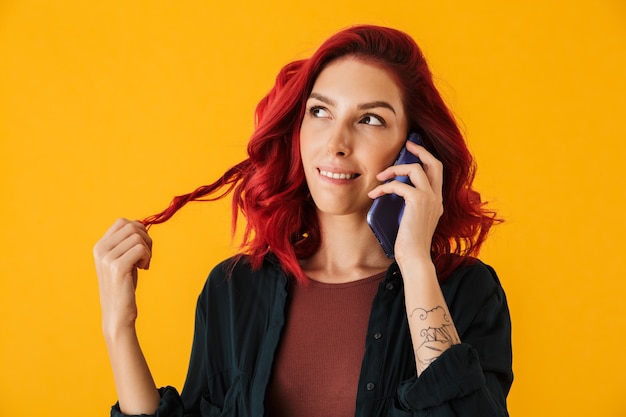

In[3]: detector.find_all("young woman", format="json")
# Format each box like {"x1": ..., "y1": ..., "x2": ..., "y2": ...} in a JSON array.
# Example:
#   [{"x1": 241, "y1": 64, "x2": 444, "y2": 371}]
[{"x1": 94, "y1": 25, "x2": 512, "y2": 417}]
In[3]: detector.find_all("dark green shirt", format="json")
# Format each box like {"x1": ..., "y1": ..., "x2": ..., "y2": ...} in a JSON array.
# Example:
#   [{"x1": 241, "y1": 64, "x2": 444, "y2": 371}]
[{"x1": 112, "y1": 255, "x2": 512, "y2": 417}]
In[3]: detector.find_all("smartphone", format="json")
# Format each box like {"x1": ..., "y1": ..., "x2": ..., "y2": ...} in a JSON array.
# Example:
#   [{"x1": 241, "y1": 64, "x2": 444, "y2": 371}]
[{"x1": 366, "y1": 131, "x2": 424, "y2": 258}]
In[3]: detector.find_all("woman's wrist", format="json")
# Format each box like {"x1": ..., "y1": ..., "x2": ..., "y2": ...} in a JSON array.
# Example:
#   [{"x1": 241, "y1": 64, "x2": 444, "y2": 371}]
[
  {"x1": 396, "y1": 253, "x2": 435, "y2": 277},
  {"x1": 103, "y1": 319, "x2": 138, "y2": 347}
]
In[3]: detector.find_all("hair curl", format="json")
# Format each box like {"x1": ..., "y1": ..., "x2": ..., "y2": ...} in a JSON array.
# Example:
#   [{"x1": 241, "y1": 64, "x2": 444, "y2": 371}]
[{"x1": 142, "y1": 25, "x2": 501, "y2": 283}]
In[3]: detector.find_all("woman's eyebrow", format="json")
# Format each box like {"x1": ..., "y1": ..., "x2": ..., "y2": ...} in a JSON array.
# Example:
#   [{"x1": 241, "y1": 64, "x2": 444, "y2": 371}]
[
  {"x1": 308, "y1": 92, "x2": 335, "y2": 106},
  {"x1": 358, "y1": 101, "x2": 396, "y2": 115},
  {"x1": 308, "y1": 92, "x2": 397, "y2": 115}
]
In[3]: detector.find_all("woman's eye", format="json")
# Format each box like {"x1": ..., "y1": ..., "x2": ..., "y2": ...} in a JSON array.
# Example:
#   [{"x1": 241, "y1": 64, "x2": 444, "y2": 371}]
[
  {"x1": 309, "y1": 106, "x2": 330, "y2": 118},
  {"x1": 360, "y1": 114, "x2": 385, "y2": 126}
]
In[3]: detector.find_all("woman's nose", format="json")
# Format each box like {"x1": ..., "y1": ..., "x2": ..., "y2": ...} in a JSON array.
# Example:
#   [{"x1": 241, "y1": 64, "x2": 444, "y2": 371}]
[{"x1": 326, "y1": 126, "x2": 352, "y2": 157}]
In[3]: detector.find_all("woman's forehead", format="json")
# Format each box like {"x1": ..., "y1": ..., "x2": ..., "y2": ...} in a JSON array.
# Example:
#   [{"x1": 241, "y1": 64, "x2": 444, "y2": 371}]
[{"x1": 310, "y1": 58, "x2": 403, "y2": 106}]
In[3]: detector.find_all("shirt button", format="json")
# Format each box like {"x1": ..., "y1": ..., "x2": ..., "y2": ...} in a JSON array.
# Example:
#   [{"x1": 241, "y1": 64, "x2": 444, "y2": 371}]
[
  {"x1": 366, "y1": 382, "x2": 376, "y2": 391},
  {"x1": 374, "y1": 332, "x2": 382, "y2": 340},
  {"x1": 386, "y1": 283, "x2": 394, "y2": 291}
]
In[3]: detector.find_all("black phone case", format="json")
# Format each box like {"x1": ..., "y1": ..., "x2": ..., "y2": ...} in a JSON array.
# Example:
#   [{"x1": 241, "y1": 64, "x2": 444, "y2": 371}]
[{"x1": 366, "y1": 132, "x2": 424, "y2": 258}]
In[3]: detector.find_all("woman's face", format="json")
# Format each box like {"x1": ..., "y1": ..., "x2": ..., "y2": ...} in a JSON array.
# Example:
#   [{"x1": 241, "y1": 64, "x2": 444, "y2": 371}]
[{"x1": 299, "y1": 57, "x2": 408, "y2": 217}]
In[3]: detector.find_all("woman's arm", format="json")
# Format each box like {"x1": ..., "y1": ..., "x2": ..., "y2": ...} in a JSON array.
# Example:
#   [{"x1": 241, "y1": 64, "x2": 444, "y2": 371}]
[
  {"x1": 370, "y1": 141, "x2": 511, "y2": 414},
  {"x1": 398, "y1": 258, "x2": 460, "y2": 375},
  {"x1": 369, "y1": 139, "x2": 457, "y2": 375},
  {"x1": 93, "y1": 218, "x2": 161, "y2": 415},
  {"x1": 395, "y1": 262, "x2": 512, "y2": 415}
]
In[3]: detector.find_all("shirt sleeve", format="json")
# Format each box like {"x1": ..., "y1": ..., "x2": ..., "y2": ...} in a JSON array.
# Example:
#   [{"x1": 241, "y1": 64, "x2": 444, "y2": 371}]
[
  {"x1": 110, "y1": 386, "x2": 185, "y2": 417},
  {"x1": 395, "y1": 261, "x2": 513, "y2": 416}
]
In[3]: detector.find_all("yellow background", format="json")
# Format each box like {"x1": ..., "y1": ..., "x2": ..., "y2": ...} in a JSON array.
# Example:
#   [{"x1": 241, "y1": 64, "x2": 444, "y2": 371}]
[{"x1": 1, "y1": 1, "x2": 625, "y2": 415}]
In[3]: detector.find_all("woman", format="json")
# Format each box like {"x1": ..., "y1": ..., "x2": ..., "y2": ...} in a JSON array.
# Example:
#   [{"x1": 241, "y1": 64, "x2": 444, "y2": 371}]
[{"x1": 94, "y1": 25, "x2": 512, "y2": 416}]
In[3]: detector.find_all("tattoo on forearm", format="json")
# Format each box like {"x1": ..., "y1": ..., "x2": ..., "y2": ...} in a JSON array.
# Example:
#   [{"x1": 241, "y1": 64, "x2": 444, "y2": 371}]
[{"x1": 409, "y1": 306, "x2": 460, "y2": 372}]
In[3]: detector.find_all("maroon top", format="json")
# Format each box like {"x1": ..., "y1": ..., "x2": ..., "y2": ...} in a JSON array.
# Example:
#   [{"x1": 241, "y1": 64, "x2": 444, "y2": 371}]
[{"x1": 266, "y1": 272, "x2": 386, "y2": 417}]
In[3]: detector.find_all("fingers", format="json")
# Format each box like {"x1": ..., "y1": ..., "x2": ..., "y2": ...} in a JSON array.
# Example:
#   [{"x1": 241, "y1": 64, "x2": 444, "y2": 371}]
[
  {"x1": 94, "y1": 218, "x2": 153, "y2": 272},
  {"x1": 406, "y1": 140, "x2": 443, "y2": 198},
  {"x1": 368, "y1": 141, "x2": 443, "y2": 200},
  {"x1": 99, "y1": 218, "x2": 152, "y2": 252},
  {"x1": 106, "y1": 230, "x2": 152, "y2": 272}
]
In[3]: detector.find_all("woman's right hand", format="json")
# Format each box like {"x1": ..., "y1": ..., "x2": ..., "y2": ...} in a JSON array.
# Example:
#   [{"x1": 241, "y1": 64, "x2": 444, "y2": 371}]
[
  {"x1": 93, "y1": 219, "x2": 161, "y2": 414},
  {"x1": 93, "y1": 218, "x2": 153, "y2": 339}
]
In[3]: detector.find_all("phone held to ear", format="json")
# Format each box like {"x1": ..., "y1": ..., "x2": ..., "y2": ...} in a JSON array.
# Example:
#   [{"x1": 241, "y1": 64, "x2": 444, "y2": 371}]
[{"x1": 366, "y1": 131, "x2": 424, "y2": 259}]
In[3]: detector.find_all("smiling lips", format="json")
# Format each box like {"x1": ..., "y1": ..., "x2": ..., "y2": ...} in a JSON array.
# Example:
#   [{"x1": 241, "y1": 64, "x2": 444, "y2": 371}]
[{"x1": 318, "y1": 169, "x2": 360, "y2": 180}]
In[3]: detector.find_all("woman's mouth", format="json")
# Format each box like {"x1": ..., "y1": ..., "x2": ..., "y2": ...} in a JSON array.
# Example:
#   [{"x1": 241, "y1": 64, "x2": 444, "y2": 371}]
[{"x1": 318, "y1": 169, "x2": 360, "y2": 180}]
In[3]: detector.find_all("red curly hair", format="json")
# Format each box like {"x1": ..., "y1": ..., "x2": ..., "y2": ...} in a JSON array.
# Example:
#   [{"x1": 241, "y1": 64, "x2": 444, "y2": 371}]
[{"x1": 142, "y1": 25, "x2": 501, "y2": 283}]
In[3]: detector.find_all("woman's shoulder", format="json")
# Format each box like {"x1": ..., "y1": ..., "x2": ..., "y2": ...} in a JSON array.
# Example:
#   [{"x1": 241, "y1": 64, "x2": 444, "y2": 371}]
[
  {"x1": 440, "y1": 256, "x2": 511, "y2": 343},
  {"x1": 194, "y1": 253, "x2": 290, "y2": 333},
  {"x1": 203, "y1": 253, "x2": 288, "y2": 293},
  {"x1": 439, "y1": 255, "x2": 506, "y2": 306}
]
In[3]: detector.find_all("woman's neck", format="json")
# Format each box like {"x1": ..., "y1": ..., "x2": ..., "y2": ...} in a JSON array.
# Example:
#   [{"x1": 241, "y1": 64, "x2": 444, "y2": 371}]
[{"x1": 299, "y1": 211, "x2": 393, "y2": 284}]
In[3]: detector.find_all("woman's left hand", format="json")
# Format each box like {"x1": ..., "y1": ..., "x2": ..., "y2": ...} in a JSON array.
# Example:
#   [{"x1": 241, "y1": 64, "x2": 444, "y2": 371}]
[{"x1": 367, "y1": 140, "x2": 443, "y2": 264}]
